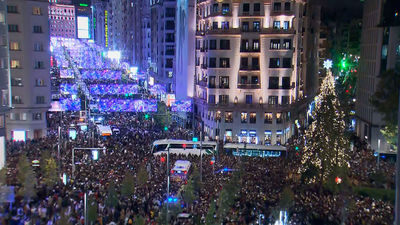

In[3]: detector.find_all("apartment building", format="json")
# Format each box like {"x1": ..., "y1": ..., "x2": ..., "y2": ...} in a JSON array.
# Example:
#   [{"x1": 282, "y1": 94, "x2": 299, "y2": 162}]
[
  {"x1": 48, "y1": 3, "x2": 76, "y2": 38},
  {"x1": 194, "y1": 0, "x2": 318, "y2": 145},
  {"x1": 6, "y1": 0, "x2": 51, "y2": 140}
]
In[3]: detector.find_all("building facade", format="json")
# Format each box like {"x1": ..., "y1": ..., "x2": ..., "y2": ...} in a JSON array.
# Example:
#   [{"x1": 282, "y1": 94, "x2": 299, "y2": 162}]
[
  {"x1": 48, "y1": 3, "x2": 76, "y2": 38},
  {"x1": 356, "y1": 0, "x2": 400, "y2": 153},
  {"x1": 0, "y1": 0, "x2": 10, "y2": 168},
  {"x1": 6, "y1": 0, "x2": 51, "y2": 140},
  {"x1": 194, "y1": 0, "x2": 318, "y2": 145}
]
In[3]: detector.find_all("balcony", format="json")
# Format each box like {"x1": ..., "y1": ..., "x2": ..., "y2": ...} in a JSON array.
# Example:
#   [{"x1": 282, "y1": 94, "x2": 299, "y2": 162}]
[
  {"x1": 240, "y1": 48, "x2": 260, "y2": 53},
  {"x1": 239, "y1": 66, "x2": 260, "y2": 71},
  {"x1": 201, "y1": 64, "x2": 208, "y2": 69},
  {"x1": 239, "y1": 11, "x2": 264, "y2": 17},
  {"x1": 197, "y1": 80, "x2": 208, "y2": 87},
  {"x1": 205, "y1": 11, "x2": 232, "y2": 18},
  {"x1": 260, "y1": 28, "x2": 296, "y2": 35},
  {"x1": 206, "y1": 28, "x2": 241, "y2": 35},
  {"x1": 237, "y1": 83, "x2": 261, "y2": 89},
  {"x1": 218, "y1": 85, "x2": 229, "y2": 89},
  {"x1": 270, "y1": 10, "x2": 295, "y2": 16}
]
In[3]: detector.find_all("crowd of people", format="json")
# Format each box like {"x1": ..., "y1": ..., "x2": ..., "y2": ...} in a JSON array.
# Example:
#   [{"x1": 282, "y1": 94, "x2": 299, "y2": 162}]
[{"x1": 0, "y1": 112, "x2": 396, "y2": 225}]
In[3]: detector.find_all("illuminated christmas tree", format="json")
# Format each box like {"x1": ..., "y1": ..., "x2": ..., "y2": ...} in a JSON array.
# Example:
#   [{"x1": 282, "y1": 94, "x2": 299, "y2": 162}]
[{"x1": 301, "y1": 70, "x2": 349, "y2": 185}]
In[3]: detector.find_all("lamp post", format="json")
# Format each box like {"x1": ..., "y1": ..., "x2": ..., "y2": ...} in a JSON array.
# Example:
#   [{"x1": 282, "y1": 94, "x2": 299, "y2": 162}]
[
  {"x1": 166, "y1": 146, "x2": 170, "y2": 224},
  {"x1": 395, "y1": 87, "x2": 400, "y2": 225}
]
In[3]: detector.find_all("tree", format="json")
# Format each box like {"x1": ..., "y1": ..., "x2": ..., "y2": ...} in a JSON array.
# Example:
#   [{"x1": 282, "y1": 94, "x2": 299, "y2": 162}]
[
  {"x1": 216, "y1": 172, "x2": 241, "y2": 222},
  {"x1": 87, "y1": 195, "x2": 98, "y2": 224},
  {"x1": 57, "y1": 208, "x2": 71, "y2": 225},
  {"x1": 370, "y1": 69, "x2": 400, "y2": 149},
  {"x1": 181, "y1": 178, "x2": 196, "y2": 207},
  {"x1": 278, "y1": 187, "x2": 294, "y2": 210},
  {"x1": 18, "y1": 165, "x2": 37, "y2": 201},
  {"x1": 43, "y1": 157, "x2": 59, "y2": 188},
  {"x1": 134, "y1": 215, "x2": 146, "y2": 225},
  {"x1": 154, "y1": 102, "x2": 171, "y2": 129},
  {"x1": 105, "y1": 183, "x2": 118, "y2": 208},
  {"x1": 0, "y1": 168, "x2": 7, "y2": 186},
  {"x1": 136, "y1": 165, "x2": 148, "y2": 187},
  {"x1": 121, "y1": 170, "x2": 135, "y2": 197},
  {"x1": 16, "y1": 154, "x2": 30, "y2": 185},
  {"x1": 205, "y1": 199, "x2": 217, "y2": 225},
  {"x1": 301, "y1": 73, "x2": 350, "y2": 188}
]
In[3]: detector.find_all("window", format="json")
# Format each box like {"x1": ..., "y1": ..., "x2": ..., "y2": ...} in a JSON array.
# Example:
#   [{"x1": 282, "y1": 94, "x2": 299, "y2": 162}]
[
  {"x1": 166, "y1": 20, "x2": 175, "y2": 30},
  {"x1": 220, "y1": 40, "x2": 230, "y2": 49},
  {"x1": 219, "y1": 58, "x2": 230, "y2": 68},
  {"x1": 212, "y1": 22, "x2": 218, "y2": 29},
  {"x1": 273, "y1": 21, "x2": 280, "y2": 29},
  {"x1": 9, "y1": 41, "x2": 20, "y2": 51},
  {"x1": 269, "y1": 58, "x2": 280, "y2": 68},
  {"x1": 216, "y1": 111, "x2": 221, "y2": 122},
  {"x1": 33, "y1": 25, "x2": 43, "y2": 33},
  {"x1": 219, "y1": 76, "x2": 229, "y2": 88},
  {"x1": 241, "y1": 112, "x2": 248, "y2": 123},
  {"x1": 243, "y1": 3, "x2": 250, "y2": 12},
  {"x1": 213, "y1": 3, "x2": 218, "y2": 12},
  {"x1": 166, "y1": 45, "x2": 174, "y2": 55},
  {"x1": 209, "y1": 58, "x2": 217, "y2": 68},
  {"x1": 36, "y1": 96, "x2": 45, "y2": 104},
  {"x1": 249, "y1": 112, "x2": 256, "y2": 124},
  {"x1": 282, "y1": 96, "x2": 289, "y2": 104},
  {"x1": 225, "y1": 112, "x2": 233, "y2": 123},
  {"x1": 252, "y1": 57, "x2": 259, "y2": 69},
  {"x1": 269, "y1": 77, "x2": 279, "y2": 89},
  {"x1": 166, "y1": 8, "x2": 175, "y2": 17},
  {"x1": 282, "y1": 58, "x2": 292, "y2": 68},
  {"x1": 264, "y1": 113, "x2": 273, "y2": 124},
  {"x1": 167, "y1": 71, "x2": 173, "y2": 78},
  {"x1": 165, "y1": 58, "x2": 173, "y2": 68},
  {"x1": 240, "y1": 57, "x2": 248, "y2": 69},
  {"x1": 283, "y1": 21, "x2": 290, "y2": 30},
  {"x1": 242, "y1": 22, "x2": 249, "y2": 32},
  {"x1": 221, "y1": 21, "x2": 229, "y2": 30},
  {"x1": 222, "y1": 3, "x2": 230, "y2": 14},
  {"x1": 273, "y1": 2, "x2": 281, "y2": 11},
  {"x1": 254, "y1": 3, "x2": 261, "y2": 12},
  {"x1": 35, "y1": 79, "x2": 45, "y2": 86},
  {"x1": 209, "y1": 76, "x2": 216, "y2": 88},
  {"x1": 245, "y1": 94, "x2": 252, "y2": 104},
  {"x1": 219, "y1": 95, "x2": 229, "y2": 104},
  {"x1": 209, "y1": 94, "x2": 216, "y2": 104},
  {"x1": 270, "y1": 39, "x2": 280, "y2": 49},
  {"x1": 282, "y1": 77, "x2": 291, "y2": 89},
  {"x1": 11, "y1": 60, "x2": 20, "y2": 69},
  {"x1": 32, "y1": 113, "x2": 42, "y2": 121},
  {"x1": 253, "y1": 39, "x2": 260, "y2": 51},
  {"x1": 241, "y1": 39, "x2": 249, "y2": 51},
  {"x1": 34, "y1": 42, "x2": 43, "y2": 51},
  {"x1": 282, "y1": 39, "x2": 291, "y2": 49},
  {"x1": 0, "y1": 12, "x2": 5, "y2": 23},
  {"x1": 12, "y1": 96, "x2": 23, "y2": 104},
  {"x1": 268, "y1": 96, "x2": 278, "y2": 105},
  {"x1": 251, "y1": 76, "x2": 259, "y2": 84},
  {"x1": 284, "y1": 2, "x2": 290, "y2": 11},
  {"x1": 253, "y1": 21, "x2": 260, "y2": 32},
  {"x1": 7, "y1": 5, "x2": 18, "y2": 13},
  {"x1": 34, "y1": 61, "x2": 44, "y2": 69},
  {"x1": 240, "y1": 76, "x2": 248, "y2": 84},
  {"x1": 209, "y1": 40, "x2": 217, "y2": 50},
  {"x1": 32, "y1": 7, "x2": 42, "y2": 15},
  {"x1": 165, "y1": 33, "x2": 174, "y2": 42},
  {"x1": 276, "y1": 113, "x2": 282, "y2": 123},
  {"x1": 11, "y1": 78, "x2": 23, "y2": 86},
  {"x1": 8, "y1": 24, "x2": 19, "y2": 32}
]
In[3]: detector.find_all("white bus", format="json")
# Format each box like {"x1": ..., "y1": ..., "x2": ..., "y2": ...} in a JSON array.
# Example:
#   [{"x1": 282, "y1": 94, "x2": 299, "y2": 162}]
[
  {"x1": 223, "y1": 143, "x2": 287, "y2": 158},
  {"x1": 171, "y1": 160, "x2": 191, "y2": 181},
  {"x1": 151, "y1": 139, "x2": 217, "y2": 156}
]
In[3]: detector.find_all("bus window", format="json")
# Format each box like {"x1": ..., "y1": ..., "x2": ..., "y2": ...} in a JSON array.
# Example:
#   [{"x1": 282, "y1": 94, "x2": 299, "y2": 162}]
[{"x1": 153, "y1": 144, "x2": 168, "y2": 153}]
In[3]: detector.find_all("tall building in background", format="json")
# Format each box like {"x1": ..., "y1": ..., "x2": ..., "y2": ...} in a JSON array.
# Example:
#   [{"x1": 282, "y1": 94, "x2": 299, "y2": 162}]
[
  {"x1": 6, "y1": 0, "x2": 51, "y2": 140},
  {"x1": 194, "y1": 0, "x2": 318, "y2": 144},
  {"x1": 150, "y1": 0, "x2": 177, "y2": 94},
  {"x1": 356, "y1": 0, "x2": 400, "y2": 152},
  {"x1": 48, "y1": 2, "x2": 76, "y2": 38},
  {"x1": 0, "y1": 0, "x2": 10, "y2": 168}
]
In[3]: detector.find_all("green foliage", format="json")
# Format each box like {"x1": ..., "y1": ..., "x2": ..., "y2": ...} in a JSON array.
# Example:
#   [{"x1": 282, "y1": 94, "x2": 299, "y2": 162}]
[
  {"x1": 182, "y1": 178, "x2": 196, "y2": 207},
  {"x1": 134, "y1": 215, "x2": 146, "y2": 225},
  {"x1": 121, "y1": 170, "x2": 135, "y2": 197},
  {"x1": 16, "y1": 154, "x2": 30, "y2": 185},
  {"x1": 57, "y1": 208, "x2": 71, "y2": 225},
  {"x1": 87, "y1": 195, "x2": 98, "y2": 223},
  {"x1": 154, "y1": 102, "x2": 171, "y2": 129},
  {"x1": 369, "y1": 171, "x2": 387, "y2": 188},
  {"x1": 16, "y1": 153, "x2": 37, "y2": 200},
  {"x1": 136, "y1": 165, "x2": 148, "y2": 187},
  {"x1": 191, "y1": 165, "x2": 201, "y2": 194},
  {"x1": 40, "y1": 149, "x2": 51, "y2": 169},
  {"x1": 0, "y1": 168, "x2": 6, "y2": 186},
  {"x1": 43, "y1": 157, "x2": 59, "y2": 188},
  {"x1": 205, "y1": 199, "x2": 217, "y2": 225},
  {"x1": 278, "y1": 187, "x2": 294, "y2": 210},
  {"x1": 156, "y1": 203, "x2": 182, "y2": 225},
  {"x1": 380, "y1": 125, "x2": 398, "y2": 150},
  {"x1": 353, "y1": 187, "x2": 395, "y2": 203},
  {"x1": 216, "y1": 172, "x2": 241, "y2": 222},
  {"x1": 105, "y1": 183, "x2": 118, "y2": 208},
  {"x1": 324, "y1": 166, "x2": 350, "y2": 194}
]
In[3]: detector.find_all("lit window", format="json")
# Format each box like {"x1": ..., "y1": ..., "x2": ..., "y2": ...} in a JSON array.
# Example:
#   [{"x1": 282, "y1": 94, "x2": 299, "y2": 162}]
[
  {"x1": 32, "y1": 7, "x2": 42, "y2": 15},
  {"x1": 10, "y1": 60, "x2": 20, "y2": 69},
  {"x1": 241, "y1": 112, "x2": 247, "y2": 123},
  {"x1": 9, "y1": 41, "x2": 20, "y2": 51}
]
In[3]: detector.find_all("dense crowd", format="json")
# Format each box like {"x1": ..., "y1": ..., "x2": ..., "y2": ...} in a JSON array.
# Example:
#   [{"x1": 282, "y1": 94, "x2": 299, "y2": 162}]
[{"x1": 0, "y1": 112, "x2": 395, "y2": 225}]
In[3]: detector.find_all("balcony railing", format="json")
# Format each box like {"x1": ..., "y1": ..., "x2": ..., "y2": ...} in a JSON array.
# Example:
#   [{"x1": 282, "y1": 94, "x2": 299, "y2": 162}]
[
  {"x1": 240, "y1": 48, "x2": 260, "y2": 52},
  {"x1": 240, "y1": 66, "x2": 260, "y2": 71},
  {"x1": 260, "y1": 28, "x2": 296, "y2": 34},
  {"x1": 237, "y1": 83, "x2": 261, "y2": 89},
  {"x1": 270, "y1": 10, "x2": 294, "y2": 16}
]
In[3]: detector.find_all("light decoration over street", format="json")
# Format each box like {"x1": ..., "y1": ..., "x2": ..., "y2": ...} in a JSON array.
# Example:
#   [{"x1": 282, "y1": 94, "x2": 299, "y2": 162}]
[{"x1": 323, "y1": 59, "x2": 333, "y2": 70}]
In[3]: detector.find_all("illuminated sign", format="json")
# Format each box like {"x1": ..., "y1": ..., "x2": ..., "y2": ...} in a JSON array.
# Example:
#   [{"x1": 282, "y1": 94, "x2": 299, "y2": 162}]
[
  {"x1": 79, "y1": 3, "x2": 88, "y2": 7},
  {"x1": 77, "y1": 16, "x2": 89, "y2": 39},
  {"x1": 105, "y1": 10, "x2": 108, "y2": 47}
]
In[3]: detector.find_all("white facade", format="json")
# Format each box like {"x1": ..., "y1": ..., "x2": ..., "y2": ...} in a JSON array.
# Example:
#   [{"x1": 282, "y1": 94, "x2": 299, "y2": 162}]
[
  {"x1": 6, "y1": 0, "x2": 51, "y2": 140},
  {"x1": 195, "y1": 0, "x2": 312, "y2": 144},
  {"x1": 48, "y1": 3, "x2": 76, "y2": 38}
]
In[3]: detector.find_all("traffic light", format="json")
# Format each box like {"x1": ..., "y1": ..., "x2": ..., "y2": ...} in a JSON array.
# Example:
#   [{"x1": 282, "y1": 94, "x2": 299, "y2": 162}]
[
  {"x1": 164, "y1": 126, "x2": 168, "y2": 131},
  {"x1": 295, "y1": 146, "x2": 299, "y2": 151},
  {"x1": 144, "y1": 114, "x2": 149, "y2": 120},
  {"x1": 160, "y1": 157, "x2": 166, "y2": 163}
]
